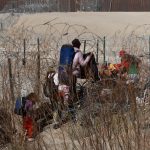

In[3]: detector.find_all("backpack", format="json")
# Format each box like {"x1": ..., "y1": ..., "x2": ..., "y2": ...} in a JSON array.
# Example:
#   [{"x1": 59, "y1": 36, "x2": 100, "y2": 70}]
[
  {"x1": 59, "y1": 44, "x2": 75, "y2": 66},
  {"x1": 58, "y1": 44, "x2": 75, "y2": 84},
  {"x1": 14, "y1": 97, "x2": 27, "y2": 116}
]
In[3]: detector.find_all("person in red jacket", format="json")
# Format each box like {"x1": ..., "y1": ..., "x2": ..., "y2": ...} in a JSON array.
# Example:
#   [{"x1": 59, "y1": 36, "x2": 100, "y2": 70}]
[
  {"x1": 118, "y1": 50, "x2": 129, "y2": 69},
  {"x1": 116, "y1": 50, "x2": 130, "y2": 78}
]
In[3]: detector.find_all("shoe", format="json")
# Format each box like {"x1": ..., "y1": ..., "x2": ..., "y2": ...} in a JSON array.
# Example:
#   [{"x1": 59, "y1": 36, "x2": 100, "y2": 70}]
[
  {"x1": 53, "y1": 123, "x2": 60, "y2": 129},
  {"x1": 27, "y1": 138, "x2": 35, "y2": 142}
]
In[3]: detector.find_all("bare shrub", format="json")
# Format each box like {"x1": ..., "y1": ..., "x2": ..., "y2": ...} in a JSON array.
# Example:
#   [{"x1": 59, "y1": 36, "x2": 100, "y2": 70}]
[{"x1": 0, "y1": 19, "x2": 149, "y2": 149}]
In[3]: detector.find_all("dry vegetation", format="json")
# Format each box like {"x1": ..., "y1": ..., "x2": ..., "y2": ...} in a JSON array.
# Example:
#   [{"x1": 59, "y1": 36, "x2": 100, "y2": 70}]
[{"x1": 0, "y1": 13, "x2": 150, "y2": 150}]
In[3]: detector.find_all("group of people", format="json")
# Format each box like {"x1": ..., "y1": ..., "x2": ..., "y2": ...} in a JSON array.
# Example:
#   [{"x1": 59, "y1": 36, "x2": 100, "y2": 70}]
[
  {"x1": 44, "y1": 38, "x2": 98, "y2": 129},
  {"x1": 17, "y1": 38, "x2": 94, "y2": 142},
  {"x1": 47, "y1": 38, "x2": 99, "y2": 104},
  {"x1": 20, "y1": 39, "x2": 142, "y2": 142},
  {"x1": 100, "y1": 49, "x2": 141, "y2": 83},
  {"x1": 45, "y1": 39, "x2": 141, "y2": 128}
]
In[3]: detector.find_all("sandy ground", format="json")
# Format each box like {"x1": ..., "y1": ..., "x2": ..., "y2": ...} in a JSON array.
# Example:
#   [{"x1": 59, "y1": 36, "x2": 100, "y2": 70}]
[{"x1": 14, "y1": 12, "x2": 150, "y2": 36}]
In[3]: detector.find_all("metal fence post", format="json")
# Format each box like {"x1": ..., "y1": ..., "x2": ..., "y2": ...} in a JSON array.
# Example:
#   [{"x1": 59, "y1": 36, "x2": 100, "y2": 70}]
[
  {"x1": 8, "y1": 58, "x2": 15, "y2": 102},
  {"x1": 23, "y1": 39, "x2": 26, "y2": 66},
  {"x1": 37, "y1": 38, "x2": 40, "y2": 98},
  {"x1": 96, "y1": 39, "x2": 99, "y2": 64},
  {"x1": 83, "y1": 40, "x2": 86, "y2": 54},
  {"x1": 103, "y1": 36, "x2": 106, "y2": 63},
  {"x1": 148, "y1": 36, "x2": 150, "y2": 70}
]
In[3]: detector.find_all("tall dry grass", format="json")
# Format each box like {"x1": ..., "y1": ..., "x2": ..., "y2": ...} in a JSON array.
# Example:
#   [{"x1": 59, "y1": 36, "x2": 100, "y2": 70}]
[{"x1": 0, "y1": 20, "x2": 149, "y2": 150}]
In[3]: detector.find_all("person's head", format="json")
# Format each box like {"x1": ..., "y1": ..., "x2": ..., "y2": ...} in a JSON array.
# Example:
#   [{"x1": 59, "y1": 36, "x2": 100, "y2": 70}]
[
  {"x1": 48, "y1": 66, "x2": 55, "y2": 73},
  {"x1": 119, "y1": 50, "x2": 126, "y2": 57},
  {"x1": 46, "y1": 67, "x2": 55, "y2": 76},
  {"x1": 27, "y1": 92, "x2": 38, "y2": 104},
  {"x1": 72, "y1": 38, "x2": 81, "y2": 49},
  {"x1": 46, "y1": 67, "x2": 55, "y2": 81}
]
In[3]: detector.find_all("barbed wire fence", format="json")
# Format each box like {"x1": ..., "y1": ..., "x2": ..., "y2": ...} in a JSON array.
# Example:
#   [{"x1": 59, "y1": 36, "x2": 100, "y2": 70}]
[
  {"x1": 0, "y1": 16, "x2": 149, "y2": 108},
  {"x1": 0, "y1": 21, "x2": 105, "y2": 107},
  {"x1": 0, "y1": 14, "x2": 149, "y2": 150}
]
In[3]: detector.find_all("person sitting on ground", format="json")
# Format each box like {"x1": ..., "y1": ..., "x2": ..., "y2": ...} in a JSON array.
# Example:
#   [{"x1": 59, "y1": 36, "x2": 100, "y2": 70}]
[
  {"x1": 117, "y1": 49, "x2": 141, "y2": 82},
  {"x1": 100, "y1": 62, "x2": 118, "y2": 79},
  {"x1": 117, "y1": 50, "x2": 129, "y2": 74},
  {"x1": 107, "y1": 63, "x2": 118, "y2": 78},
  {"x1": 99, "y1": 62, "x2": 109, "y2": 78}
]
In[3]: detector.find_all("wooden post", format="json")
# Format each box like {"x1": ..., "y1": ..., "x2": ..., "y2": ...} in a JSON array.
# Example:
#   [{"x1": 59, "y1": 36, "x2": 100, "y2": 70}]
[
  {"x1": 103, "y1": 36, "x2": 106, "y2": 63},
  {"x1": 149, "y1": 36, "x2": 150, "y2": 62},
  {"x1": 83, "y1": 40, "x2": 86, "y2": 54},
  {"x1": 22, "y1": 39, "x2": 26, "y2": 66},
  {"x1": 37, "y1": 38, "x2": 40, "y2": 98},
  {"x1": 96, "y1": 39, "x2": 99, "y2": 64},
  {"x1": 8, "y1": 58, "x2": 15, "y2": 102},
  {"x1": 148, "y1": 36, "x2": 150, "y2": 70}
]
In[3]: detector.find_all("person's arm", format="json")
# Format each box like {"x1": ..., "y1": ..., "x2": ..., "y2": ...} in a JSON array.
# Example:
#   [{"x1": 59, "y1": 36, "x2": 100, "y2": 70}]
[
  {"x1": 78, "y1": 52, "x2": 92, "y2": 67},
  {"x1": 25, "y1": 100, "x2": 33, "y2": 116},
  {"x1": 137, "y1": 58, "x2": 142, "y2": 73},
  {"x1": 53, "y1": 73, "x2": 59, "y2": 86}
]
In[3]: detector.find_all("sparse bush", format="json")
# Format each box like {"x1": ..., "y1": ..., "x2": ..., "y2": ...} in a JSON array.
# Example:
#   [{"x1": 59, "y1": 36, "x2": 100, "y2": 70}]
[{"x1": 0, "y1": 16, "x2": 149, "y2": 150}]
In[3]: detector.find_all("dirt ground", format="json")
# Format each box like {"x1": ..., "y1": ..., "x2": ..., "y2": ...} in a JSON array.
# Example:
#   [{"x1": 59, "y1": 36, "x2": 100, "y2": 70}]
[{"x1": 13, "y1": 12, "x2": 150, "y2": 36}]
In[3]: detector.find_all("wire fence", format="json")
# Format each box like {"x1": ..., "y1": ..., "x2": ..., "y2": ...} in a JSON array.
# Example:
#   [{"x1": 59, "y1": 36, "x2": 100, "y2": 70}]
[
  {"x1": 0, "y1": 13, "x2": 150, "y2": 150},
  {"x1": 0, "y1": 14, "x2": 149, "y2": 107}
]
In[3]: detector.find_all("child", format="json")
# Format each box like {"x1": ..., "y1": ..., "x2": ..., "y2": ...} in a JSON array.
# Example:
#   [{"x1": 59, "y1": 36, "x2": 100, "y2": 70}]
[{"x1": 23, "y1": 92, "x2": 38, "y2": 141}]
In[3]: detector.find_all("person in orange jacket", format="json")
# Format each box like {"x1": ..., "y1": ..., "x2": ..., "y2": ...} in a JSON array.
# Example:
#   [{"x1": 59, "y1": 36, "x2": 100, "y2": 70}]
[{"x1": 107, "y1": 63, "x2": 118, "y2": 78}]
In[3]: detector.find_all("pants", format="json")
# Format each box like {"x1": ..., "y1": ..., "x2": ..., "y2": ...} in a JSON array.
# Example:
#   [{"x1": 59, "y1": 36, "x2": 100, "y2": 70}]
[
  {"x1": 127, "y1": 74, "x2": 139, "y2": 84},
  {"x1": 23, "y1": 116, "x2": 33, "y2": 138}
]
